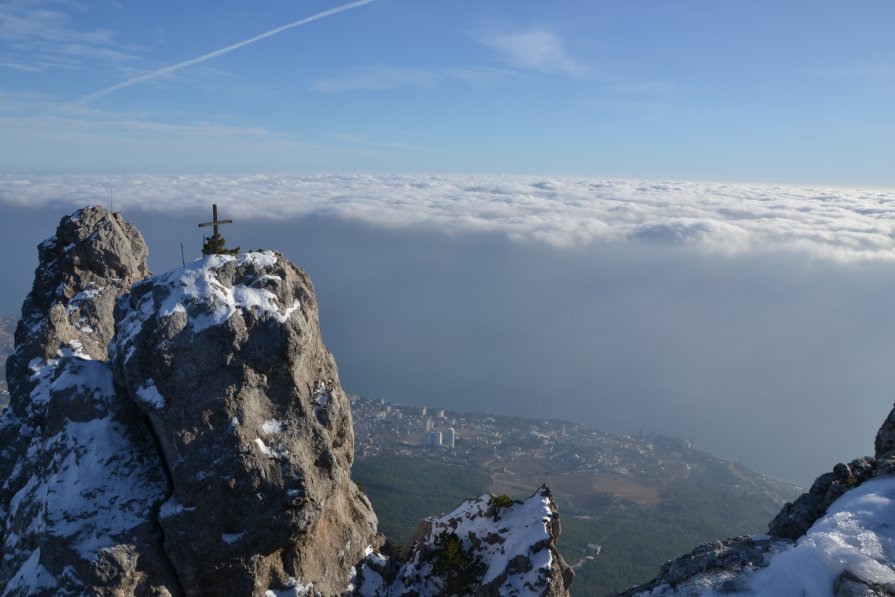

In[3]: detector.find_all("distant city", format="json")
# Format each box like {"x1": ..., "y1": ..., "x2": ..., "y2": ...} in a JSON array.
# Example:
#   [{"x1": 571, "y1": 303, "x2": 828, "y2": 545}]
[
  {"x1": 349, "y1": 394, "x2": 791, "y2": 498},
  {"x1": 351, "y1": 393, "x2": 691, "y2": 478}
]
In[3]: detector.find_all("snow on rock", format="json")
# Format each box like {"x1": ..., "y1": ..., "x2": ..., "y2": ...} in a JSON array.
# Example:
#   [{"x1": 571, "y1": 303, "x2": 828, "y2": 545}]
[
  {"x1": 0, "y1": 205, "x2": 148, "y2": 517},
  {"x1": 0, "y1": 356, "x2": 178, "y2": 594},
  {"x1": 135, "y1": 379, "x2": 166, "y2": 410},
  {"x1": 262, "y1": 419, "x2": 283, "y2": 435},
  {"x1": 0, "y1": 206, "x2": 178, "y2": 594},
  {"x1": 264, "y1": 577, "x2": 317, "y2": 597},
  {"x1": 740, "y1": 477, "x2": 895, "y2": 595},
  {"x1": 355, "y1": 486, "x2": 573, "y2": 597},
  {"x1": 112, "y1": 251, "x2": 301, "y2": 349},
  {"x1": 620, "y1": 477, "x2": 895, "y2": 597},
  {"x1": 111, "y1": 246, "x2": 379, "y2": 595},
  {"x1": 618, "y1": 404, "x2": 895, "y2": 597}
]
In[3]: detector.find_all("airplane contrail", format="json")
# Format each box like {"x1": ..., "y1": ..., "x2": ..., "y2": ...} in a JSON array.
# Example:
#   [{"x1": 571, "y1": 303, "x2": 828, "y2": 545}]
[{"x1": 78, "y1": 0, "x2": 375, "y2": 104}]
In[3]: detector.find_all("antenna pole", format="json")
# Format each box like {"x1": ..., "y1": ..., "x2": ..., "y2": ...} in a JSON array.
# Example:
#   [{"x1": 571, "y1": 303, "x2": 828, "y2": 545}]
[{"x1": 181, "y1": 242, "x2": 185, "y2": 266}]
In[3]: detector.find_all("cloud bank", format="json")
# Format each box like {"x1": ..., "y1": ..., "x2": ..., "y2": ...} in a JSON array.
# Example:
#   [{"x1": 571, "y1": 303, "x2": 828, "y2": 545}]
[{"x1": 2, "y1": 173, "x2": 894, "y2": 262}]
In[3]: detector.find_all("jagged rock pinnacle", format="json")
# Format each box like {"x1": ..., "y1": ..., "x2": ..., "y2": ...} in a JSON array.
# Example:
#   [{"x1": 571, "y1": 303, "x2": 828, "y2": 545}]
[{"x1": 111, "y1": 250, "x2": 379, "y2": 595}]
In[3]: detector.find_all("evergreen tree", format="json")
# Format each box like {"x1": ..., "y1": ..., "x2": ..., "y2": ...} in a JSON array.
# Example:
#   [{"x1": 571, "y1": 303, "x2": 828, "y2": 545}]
[{"x1": 202, "y1": 235, "x2": 240, "y2": 256}]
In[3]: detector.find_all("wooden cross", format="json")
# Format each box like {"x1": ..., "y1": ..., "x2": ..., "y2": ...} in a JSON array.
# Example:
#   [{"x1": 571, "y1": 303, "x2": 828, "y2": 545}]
[{"x1": 198, "y1": 204, "x2": 233, "y2": 248}]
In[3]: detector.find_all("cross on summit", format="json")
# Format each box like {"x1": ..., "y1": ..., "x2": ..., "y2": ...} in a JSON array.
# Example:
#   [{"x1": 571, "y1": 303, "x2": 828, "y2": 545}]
[{"x1": 198, "y1": 203, "x2": 239, "y2": 256}]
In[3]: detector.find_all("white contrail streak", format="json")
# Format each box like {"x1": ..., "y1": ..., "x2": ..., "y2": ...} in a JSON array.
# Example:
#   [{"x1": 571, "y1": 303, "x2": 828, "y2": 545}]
[{"x1": 78, "y1": 0, "x2": 374, "y2": 103}]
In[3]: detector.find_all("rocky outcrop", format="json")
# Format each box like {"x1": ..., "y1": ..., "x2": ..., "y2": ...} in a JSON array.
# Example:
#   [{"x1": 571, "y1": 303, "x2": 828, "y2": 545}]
[
  {"x1": 0, "y1": 205, "x2": 150, "y2": 515},
  {"x1": 7, "y1": 206, "x2": 148, "y2": 383},
  {"x1": 613, "y1": 536, "x2": 791, "y2": 596},
  {"x1": 616, "y1": 405, "x2": 895, "y2": 596},
  {"x1": 765, "y1": 403, "x2": 895, "y2": 543},
  {"x1": 110, "y1": 251, "x2": 379, "y2": 595},
  {"x1": 355, "y1": 486, "x2": 573, "y2": 597},
  {"x1": 767, "y1": 457, "x2": 876, "y2": 541},
  {"x1": 0, "y1": 206, "x2": 176, "y2": 594}
]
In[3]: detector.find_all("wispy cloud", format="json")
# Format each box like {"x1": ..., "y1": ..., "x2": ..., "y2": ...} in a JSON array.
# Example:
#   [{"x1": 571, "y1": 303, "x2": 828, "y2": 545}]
[
  {"x1": 78, "y1": 0, "x2": 375, "y2": 103},
  {"x1": 0, "y1": 0, "x2": 138, "y2": 73},
  {"x1": 477, "y1": 29, "x2": 588, "y2": 77},
  {"x1": 312, "y1": 26, "x2": 587, "y2": 94},
  {"x1": 3, "y1": 174, "x2": 895, "y2": 262}
]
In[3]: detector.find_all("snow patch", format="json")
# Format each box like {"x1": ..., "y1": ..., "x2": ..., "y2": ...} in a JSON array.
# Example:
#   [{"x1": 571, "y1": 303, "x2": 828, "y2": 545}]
[
  {"x1": 254, "y1": 437, "x2": 287, "y2": 459},
  {"x1": 4, "y1": 548, "x2": 58, "y2": 593},
  {"x1": 135, "y1": 381, "x2": 166, "y2": 410},
  {"x1": 649, "y1": 477, "x2": 895, "y2": 596},
  {"x1": 265, "y1": 577, "x2": 315, "y2": 597},
  {"x1": 160, "y1": 496, "x2": 196, "y2": 519},
  {"x1": 238, "y1": 251, "x2": 278, "y2": 268},
  {"x1": 113, "y1": 251, "x2": 301, "y2": 356},
  {"x1": 261, "y1": 419, "x2": 282, "y2": 435},
  {"x1": 221, "y1": 532, "x2": 244, "y2": 544},
  {"x1": 732, "y1": 476, "x2": 895, "y2": 595},
  {"x1": 65, "y1": 286, "x2": 101, "y2": 315},
  {"x1": 58, "y1": 339, "x2": 91, "y2": 360}
]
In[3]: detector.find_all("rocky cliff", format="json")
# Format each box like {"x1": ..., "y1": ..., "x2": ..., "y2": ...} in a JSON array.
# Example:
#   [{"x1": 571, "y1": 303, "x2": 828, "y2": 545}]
[
  {"x1": 616, "y1": 409, "x2": 895, "y2": 596},
  {"x1": 0, "y1": 206, "x2": 571, "y2": 596}
]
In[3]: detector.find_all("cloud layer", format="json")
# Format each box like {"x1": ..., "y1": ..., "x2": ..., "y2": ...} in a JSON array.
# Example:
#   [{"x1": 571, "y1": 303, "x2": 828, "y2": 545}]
[{"x1": 2, "y1": 173, "x2": 894, "y2": 262}]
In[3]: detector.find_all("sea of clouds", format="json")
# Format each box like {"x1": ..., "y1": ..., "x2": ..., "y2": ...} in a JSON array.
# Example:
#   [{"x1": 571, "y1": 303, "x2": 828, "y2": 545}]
[
  {"x1": 4, "y1": 173, "x2": 895, "y2": 484},
  {"x1": 2, "y1": 173, "x2": 894, "y2": 262}
]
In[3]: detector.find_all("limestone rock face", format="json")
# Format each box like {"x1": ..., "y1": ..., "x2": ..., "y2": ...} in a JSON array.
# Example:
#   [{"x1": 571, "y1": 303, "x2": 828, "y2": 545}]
[
  {"x1": 7, "y1": 205, "x2": 148, "y2": 389},
  {"x1": 355, "y1": 486, "x2": 573, "y2": 597},
  {"x1": 110, "y1": 251, "x2": 379, "y2": 595},
  {"x1": 1, "y1": 358, "x2": 178, "y2": 595},
  {"x1": 0, "y1": 206, "x2": 176, "y2": 594}
]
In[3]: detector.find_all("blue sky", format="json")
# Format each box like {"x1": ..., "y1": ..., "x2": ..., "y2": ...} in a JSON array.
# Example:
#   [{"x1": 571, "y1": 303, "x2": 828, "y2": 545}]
[
  {"x1": 2, "y1": 0, "x2": 894, "y2": 184},
  {"x1": 4, "y1": 2, "x2": 895, "y2": 483}
]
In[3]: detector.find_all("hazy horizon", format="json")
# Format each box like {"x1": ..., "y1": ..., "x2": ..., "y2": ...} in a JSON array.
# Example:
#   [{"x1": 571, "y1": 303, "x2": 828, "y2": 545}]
[{"x1": 3, "y1": 174, "x2": 895, "y2": 487}]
